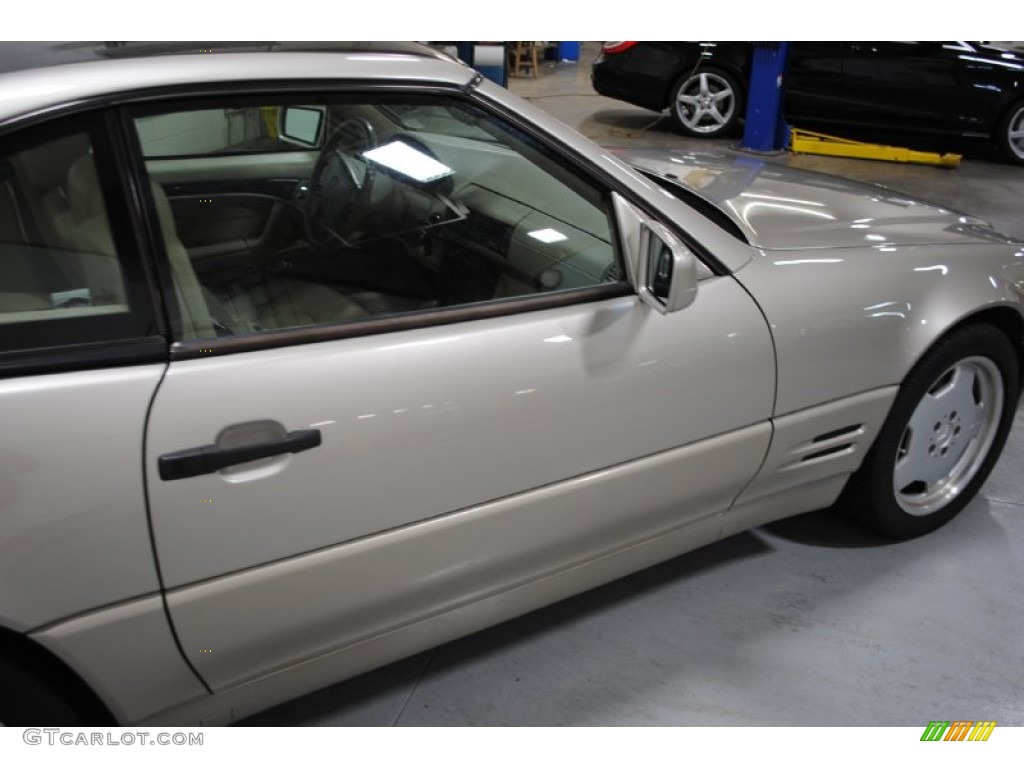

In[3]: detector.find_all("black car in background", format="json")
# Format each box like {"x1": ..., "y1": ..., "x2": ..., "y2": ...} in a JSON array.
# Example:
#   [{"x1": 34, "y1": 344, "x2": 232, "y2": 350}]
[{"x1": 592, "y1": 41, "x2": 1024, "y2": 164}]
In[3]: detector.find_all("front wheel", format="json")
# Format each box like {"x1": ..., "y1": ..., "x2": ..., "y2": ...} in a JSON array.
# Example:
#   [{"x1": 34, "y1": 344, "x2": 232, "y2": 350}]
[
  {"x1": 997, "y1": 99, "x2": 1024, "y2": 165},
  {"x1": 0, "y1": 656, "x2": 87, "y2": 725},
  {"x1": 669, "y1": 68, "x2": 743, "y2": 138},
  {"x1": 837, "y1": 324, "x2": 1020, "y2": 539}
]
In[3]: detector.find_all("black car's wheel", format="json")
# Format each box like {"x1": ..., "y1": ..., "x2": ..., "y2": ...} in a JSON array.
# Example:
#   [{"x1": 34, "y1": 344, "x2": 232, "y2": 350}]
[
  {"x1": 838, "y1": 324, "x2": 1020, "y2": 539},
  {"x1": 669, "y1": 68, "x2": 743, "y2": 138},
  {"x1": 997, "y1": 99, "x2": 1024, "y2": 165}
]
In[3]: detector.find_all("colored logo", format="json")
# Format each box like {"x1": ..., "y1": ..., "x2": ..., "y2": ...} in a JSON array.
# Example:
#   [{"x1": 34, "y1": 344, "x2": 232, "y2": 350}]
[{"x1": 920, "y1": 720, "x2": 996, "y2": 741}]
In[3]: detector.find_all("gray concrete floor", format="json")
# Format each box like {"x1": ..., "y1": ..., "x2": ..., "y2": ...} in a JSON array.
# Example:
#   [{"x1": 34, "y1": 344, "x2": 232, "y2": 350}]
[{"x1": 243, "y1": 45, "x2": 1024, "y2": 726}]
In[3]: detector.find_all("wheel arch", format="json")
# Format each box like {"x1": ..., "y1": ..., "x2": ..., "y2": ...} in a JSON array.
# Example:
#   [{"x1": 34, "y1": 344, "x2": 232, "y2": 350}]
[
  {"x1": 884, "y1": 254, "x2": 1024, "y2": 393},
  {"x1": 929, "y1": 304, "x2": 1024, "y2": 380},
  {"x1": 992, "y1": 85, "x2": 1024, "y2": 128},
  {"x1": 736, "y1": 246, "x2": 1024, "y2": 417},
  {"x1": 0, "y1": 624, "x2": 116, "y2": 724}
]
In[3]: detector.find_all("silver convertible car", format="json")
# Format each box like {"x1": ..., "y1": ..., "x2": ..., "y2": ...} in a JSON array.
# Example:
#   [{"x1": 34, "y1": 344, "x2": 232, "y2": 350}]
[{"x1": 1, "y1": 44, "x2": 1022, "y2": 726}]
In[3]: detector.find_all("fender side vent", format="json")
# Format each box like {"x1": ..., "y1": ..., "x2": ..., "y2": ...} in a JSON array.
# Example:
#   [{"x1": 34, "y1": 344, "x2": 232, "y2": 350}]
[
  {"x1": 802, "y1": 444, "x2": 854, "y2": 462},
  {"x1": 779, "y1": 422, "x2": 868, "y2": 471},
  {"x1": 812, "y1": 424, "x2": 863, "y2": 443}
]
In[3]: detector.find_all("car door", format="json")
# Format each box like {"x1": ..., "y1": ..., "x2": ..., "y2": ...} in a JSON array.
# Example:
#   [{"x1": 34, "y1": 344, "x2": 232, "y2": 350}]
[
  {"x1": 785, "y1": 42, "x2": 847, "y2": 124},
  {"x1": 840, "y1": 41, "x2": 968, "y2": 136},
  {"x1": 133, "y1": 87, "x2": 776, "y2": 693}
]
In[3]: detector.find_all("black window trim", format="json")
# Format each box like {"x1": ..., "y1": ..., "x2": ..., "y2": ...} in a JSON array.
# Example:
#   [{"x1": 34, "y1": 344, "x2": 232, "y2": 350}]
[
  {"x1": 637, "y1": 169, "x2": 751, "y2": 245},
  {"x1": 0, "y1": 337, "x2": 168, "y2": 379},
  {"x1": 0, "y1": 79, "x2": 475, "y2": 138},
  {"x1": 112, "y1": 82, "x2": 634, "y2": 361},
  {"x1": 115, "y1": 103, "x2": 188, "y2": 342},
  {"x1": 102, "y1": 108, "x2": 175, "y2": 340},
  {"x1": 170, "y1": 283, "x2": 632, "y2": 360}
]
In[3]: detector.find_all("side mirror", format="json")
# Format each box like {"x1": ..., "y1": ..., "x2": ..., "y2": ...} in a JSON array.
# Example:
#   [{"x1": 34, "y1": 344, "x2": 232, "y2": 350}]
[
  {"x1": 279, "y1": 106, "x2": 325, "y2": 147},
  {"x1": 636, "y1": 222, "x2": 698, "y2": 313}
]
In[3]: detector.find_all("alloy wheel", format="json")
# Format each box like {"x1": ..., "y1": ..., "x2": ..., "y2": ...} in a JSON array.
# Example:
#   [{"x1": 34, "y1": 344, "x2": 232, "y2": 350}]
[
  {"x1": 893, "y1": 357, "x2": 1004, "y2": 516},
  {"x1": 1006, "y1": 105, "x2": 1024, "y2": 161},
  {"x1": 674, "y1": 72, "x2": 736, "y2": 135}
]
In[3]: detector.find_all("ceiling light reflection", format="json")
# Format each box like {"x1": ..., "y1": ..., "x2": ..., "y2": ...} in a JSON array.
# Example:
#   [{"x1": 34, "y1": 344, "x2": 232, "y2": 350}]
[
  {"x1": 528, "y1": 228, "x2": 568, "y2": 244},
  {"x1": 737, "y1": 202, "x2": 837, "y2": 226},
  {"x1": 774, "y1": 258, "x2": 843, "y2": 265},
  {"x1": 739, "y1": 192, "x2": 826, "y2": 207},
  {"x1": 363, "y1": 141, "x2": 454, "y2": 183}
]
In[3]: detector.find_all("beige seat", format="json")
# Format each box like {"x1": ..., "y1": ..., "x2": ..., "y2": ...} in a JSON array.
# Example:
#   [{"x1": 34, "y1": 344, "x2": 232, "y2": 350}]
[
  {"x1": 10, "y1": 133, "x2": 88, "y2": 253},
  {"x1": 146, "y1": 180, "x2": 217, "y2": 339},
  {"x1": 5, "y1": 134, "x2": 91, "y2": 305},
  {"x1": 66, "y1": 154, "x2": 216, "y2": 339},
  {"x1": 253, "y1": 280, "x2": 369, "y2": 330},
  {"x1": 65, "y1": 155, "x2": 128, "y2": 308}
]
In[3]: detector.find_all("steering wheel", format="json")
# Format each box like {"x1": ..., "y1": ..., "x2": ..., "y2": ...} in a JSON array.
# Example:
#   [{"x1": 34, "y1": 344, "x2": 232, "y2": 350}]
[{"x1": 304, "y1": 118, "x2": 378, "y2": 247}]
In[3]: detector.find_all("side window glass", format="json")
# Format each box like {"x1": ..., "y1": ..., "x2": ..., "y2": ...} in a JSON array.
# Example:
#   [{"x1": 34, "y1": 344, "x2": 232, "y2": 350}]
[
  {"x1": 0, "y1": 122, "x2": 153, "y2": 354},
  {"x1": 131, "y1": 96, "x2": 623, "y2": 342},
  {"x1": 135, "y1": 107, "x2": 297, "y2": 157}
]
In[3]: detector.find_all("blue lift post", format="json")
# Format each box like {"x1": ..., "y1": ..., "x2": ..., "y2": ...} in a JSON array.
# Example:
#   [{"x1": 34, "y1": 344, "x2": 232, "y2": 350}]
[
  {"x1": 740, "y1": 42, "x2": 790, "y2": 153},
  {"x1": 454, "y1": 42, "x2": 474, "y2": 68}
]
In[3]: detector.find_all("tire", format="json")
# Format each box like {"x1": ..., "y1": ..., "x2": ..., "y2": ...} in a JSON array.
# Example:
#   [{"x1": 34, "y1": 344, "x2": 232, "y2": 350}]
[
  {"x1": 997, "y1": 99, "x2": 1024, "y2": 165},
  {"x1": 0, "y1": 656, "x2": 87, "y2": 725},
  {"x1": 669, "y1": 68, "x2": 743, "y2": 138},
  {"x1": 837, "y1": 324, "x2": 1020, "y2": 539}
]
